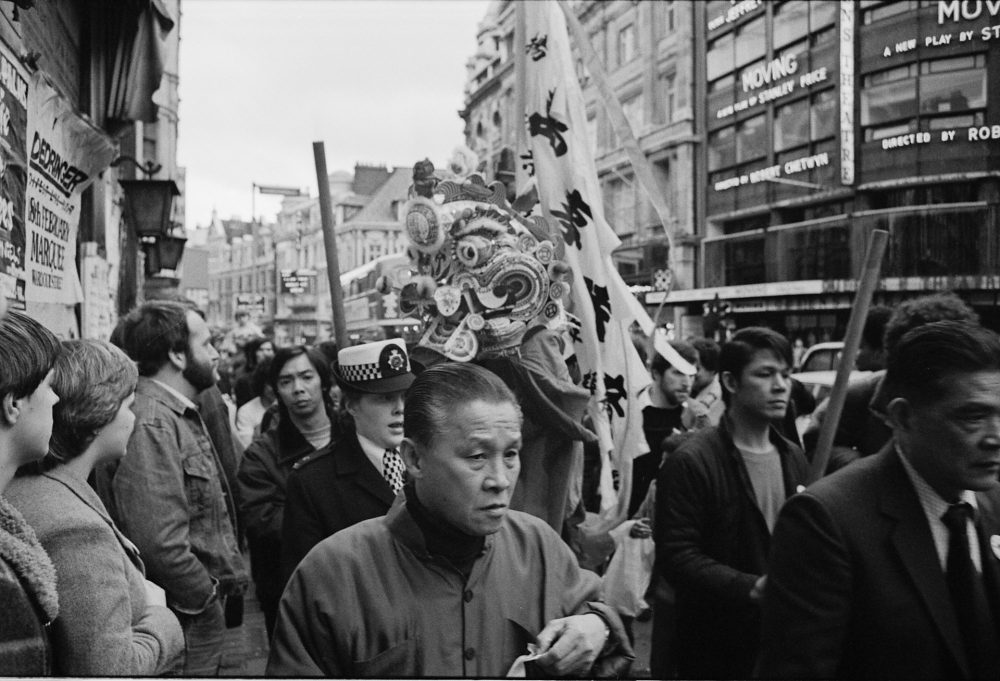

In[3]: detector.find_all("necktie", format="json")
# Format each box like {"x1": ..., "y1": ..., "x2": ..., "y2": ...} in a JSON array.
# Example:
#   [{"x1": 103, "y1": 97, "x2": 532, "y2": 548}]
[
  {"x1": 941, "y1": 502, "x2": 1000, "y2": 678},
  {"x1": 382, "y1": 448, "x2": 405, "y2": 495}
]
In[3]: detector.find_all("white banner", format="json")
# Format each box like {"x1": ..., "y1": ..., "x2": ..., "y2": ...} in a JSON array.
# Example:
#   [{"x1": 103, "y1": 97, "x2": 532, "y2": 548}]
[
  {"x1": 521, "y1": 1, "x2": 652, "y2": 523},
  {"x1": 25, "y1": 73, "x2": 116, "y2": 305}
]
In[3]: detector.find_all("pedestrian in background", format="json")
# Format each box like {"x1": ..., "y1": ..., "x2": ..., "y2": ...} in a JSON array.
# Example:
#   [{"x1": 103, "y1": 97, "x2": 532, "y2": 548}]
[
  {"x1": 8, "y1": 339, "x2": 183, "y2": 675},
  {"x1": 237, "y1": 345, "x2": 339, "y2": 636},
  {"x1": 100, "y1": 301, "x2": 248, "y2": 676},
  {"x1": 0, "y1": 311, "x2": 61, "y2": 675}
]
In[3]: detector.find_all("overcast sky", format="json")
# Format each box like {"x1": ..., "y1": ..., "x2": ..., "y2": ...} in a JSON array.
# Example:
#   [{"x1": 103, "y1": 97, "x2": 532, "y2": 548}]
[{"x1": 177, "y1": 0, "x2": 492, "y2": 231}]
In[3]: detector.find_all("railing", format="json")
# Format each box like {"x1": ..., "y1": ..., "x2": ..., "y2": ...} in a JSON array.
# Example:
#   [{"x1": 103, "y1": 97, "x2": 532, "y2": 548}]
[{"x1": 703, "y1": 204, "x2": 1000, "y2": 287}]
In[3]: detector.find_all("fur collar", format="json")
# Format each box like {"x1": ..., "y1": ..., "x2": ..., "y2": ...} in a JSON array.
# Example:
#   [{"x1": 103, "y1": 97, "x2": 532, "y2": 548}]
[{"x1": 0, "y1": 495, "x2": 58, "y2": 623}]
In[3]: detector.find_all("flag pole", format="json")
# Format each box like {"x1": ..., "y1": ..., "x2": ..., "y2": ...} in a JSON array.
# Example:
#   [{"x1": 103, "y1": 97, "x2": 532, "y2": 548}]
[
  {"x1": 557, "y1": 0, "x2": 674, "y2": 268},
  {"x1": 514, "y1": 0, "x2": 527, "y2": 180},
  {"x1": 313, "y1": 142, "x2": 348, "y2": 349}
]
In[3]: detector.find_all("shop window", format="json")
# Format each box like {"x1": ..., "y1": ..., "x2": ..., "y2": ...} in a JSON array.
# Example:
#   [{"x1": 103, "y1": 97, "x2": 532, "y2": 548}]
[
  {"x1": 861, "y1": 78, "x2": 917, "y2": 126},
  {"x1": 708, "y1": 126, "x2": 736, "y2": 171},
  {"x1": 775, "y1": 98, "x2": 810, "y2": 151},
  {"x1": 811, "y1": 88, "x2": 838, "y2": 140},
  {"x1": 618, "y1": 24, "x2": 637, "y2": 66},
  {"x1": 707, "y1": 33, "x2": 734, "y2": 81},
  {"x1": 736, "y1": 114, "x2": 767, "y2": 162},
  {"x1": 735, "y1": 16, "x2": 766, "y2": 67},
  {"x1": 863, "y1": 1, "x2": 917, "y2": 24},
  {"x1": 773, "y1": 0, "x2": 809, "y2": 49}
]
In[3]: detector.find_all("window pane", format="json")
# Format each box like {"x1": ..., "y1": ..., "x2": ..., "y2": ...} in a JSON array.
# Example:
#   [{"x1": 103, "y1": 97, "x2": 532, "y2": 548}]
[
  {"x1": 864, "y1": 1, "x2": 915, "y2": 24},
  {"x1": 811, "y1": 88, "x2": 838, "y2": 139},
  {"x1": 774, "y1": 1, "x2": 809, "y2": 48},
  {"x1": 865, "y1": 64, "x2": 916, "y2": 86},
  {"x1": 810, "y1": 1, "x2": 838, "y2": 30},
  {"x1": 708, "y1": 126, "x2": 736, "y2": 170},
  {"x1": 735, "y1": 17, "x2": 766, "y2": 66},
  {"x1": 707, "y1": 34, "x2": 734, "y2": 80},
  {"x1": 860, "y1": 78, "x2": 917, "y2": 125},
  {"x1": 920, "y1": 70, "x2": 985, "y2": 113},
  {"x1": 865, "y1": 120, "x2": 916, "y2": 141},
  {"x1": 922, "y1": 113, "x2": 979, "y2": 130},
  {"x1": 775, "y1": 98, "x2": 810, "y2": 150},
  {"x1": 709, "y1": 73, "x2": 735, "y2": 93},
  {"x1": 922, "y1": 54, "x2": 983, "y2": 74},
  {"x1": 736, "y1": 114, "x2": 767, "y2": 162}
]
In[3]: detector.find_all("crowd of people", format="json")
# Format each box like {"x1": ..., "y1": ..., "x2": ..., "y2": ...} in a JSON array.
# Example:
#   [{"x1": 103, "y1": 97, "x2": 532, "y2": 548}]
[{"x1": 2, "y1": 289, "x2": 999, "y2": 679}]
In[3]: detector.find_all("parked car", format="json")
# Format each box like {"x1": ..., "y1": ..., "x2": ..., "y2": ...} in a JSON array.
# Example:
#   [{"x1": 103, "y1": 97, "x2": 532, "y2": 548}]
[{"x1": 798, "y1": 341, "x2": 844, "y2": 373}]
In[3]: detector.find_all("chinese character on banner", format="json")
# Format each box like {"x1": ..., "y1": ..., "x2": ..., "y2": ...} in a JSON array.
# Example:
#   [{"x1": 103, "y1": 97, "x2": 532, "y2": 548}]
[{"x1": 521, "y1": 1, "x2": 654, "y2": 530}]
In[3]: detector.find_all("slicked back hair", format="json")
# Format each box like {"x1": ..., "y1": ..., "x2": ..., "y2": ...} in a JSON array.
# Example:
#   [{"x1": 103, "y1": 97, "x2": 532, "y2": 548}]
[
  {"x1": 885, "y1": 320, "x2": 1000, "y2": 407},
  {"x1": 113, "y1": 301, "x2": 192, "y2": 377},
  {"x1": 404, "y1": 363, "x2": 520, "y2": 448},
  {"x1": 0, "y1": 311, "x2": 61, "y2": 402},
  {"x1": 41, "y1": 339, "x2": 138, "y2": 470},
  {"x1": 883, "y1": 292, "x2": 979, "y2": 356},
  {"x1": 719, "y1": 327, "x2": 792, "y2": 406}
]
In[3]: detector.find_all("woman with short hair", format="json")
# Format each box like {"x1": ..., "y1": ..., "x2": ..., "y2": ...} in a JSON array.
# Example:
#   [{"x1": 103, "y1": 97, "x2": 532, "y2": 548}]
[
  {"x1": 0, "y1": 311, "x2": 61, "y2": 675},
  {"x1": 7, "y1": 339, "x2": 184, "y2": 676}
]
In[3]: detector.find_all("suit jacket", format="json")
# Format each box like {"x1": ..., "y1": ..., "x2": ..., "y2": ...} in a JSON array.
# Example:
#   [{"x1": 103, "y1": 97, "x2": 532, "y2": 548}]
[
  {"x1": 758, "y1": 443, "x2": 1000, "y2": 679},
  {"x1": 7, "y1": 470, "x2": 183, "y2": 675},
  {"x1": 280, "y1": 428, "x2": 395, "y2": 580}
]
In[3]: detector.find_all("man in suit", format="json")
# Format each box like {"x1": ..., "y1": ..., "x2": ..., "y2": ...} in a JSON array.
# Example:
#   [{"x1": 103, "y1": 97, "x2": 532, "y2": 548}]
[
  {"x1": 758, "y1": 320, "x2": 1000, "y2": 680},
  {"x1": 280, "y1": 339, "x2": 415, "y2": 579}
]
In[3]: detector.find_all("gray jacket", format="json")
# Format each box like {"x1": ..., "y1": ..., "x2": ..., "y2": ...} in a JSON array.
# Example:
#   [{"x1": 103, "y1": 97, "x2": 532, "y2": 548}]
[
  {"x1": 99, "y1": 377, "x2": 247, "y2": 614},
  {"x1": 7, "y1": 469, "x2": 183, "y2": 675}
]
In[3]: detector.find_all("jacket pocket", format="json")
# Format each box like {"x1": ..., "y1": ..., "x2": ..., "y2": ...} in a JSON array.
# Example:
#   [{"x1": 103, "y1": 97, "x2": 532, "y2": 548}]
[
  {"x1": 182, "y1": 454, "x2": 216, "y2": 514},
  {"x1": 353, "y1": 636, "x2": 418, "y2": 677}
]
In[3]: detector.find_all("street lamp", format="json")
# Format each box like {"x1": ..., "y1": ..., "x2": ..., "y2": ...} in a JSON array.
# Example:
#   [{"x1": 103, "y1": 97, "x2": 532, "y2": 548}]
[{"x1": 113, "y1": 156, "x2": 180, "y2": 238}]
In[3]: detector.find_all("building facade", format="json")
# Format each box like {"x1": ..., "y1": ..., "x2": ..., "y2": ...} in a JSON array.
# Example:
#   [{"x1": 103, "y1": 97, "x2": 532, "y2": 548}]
[
  {"x1": 681, "y1": 0, "x2": 1000, "y2": 342},
  {"x1": 461, "y1": 0, "x2": 699, "y2": 319}
]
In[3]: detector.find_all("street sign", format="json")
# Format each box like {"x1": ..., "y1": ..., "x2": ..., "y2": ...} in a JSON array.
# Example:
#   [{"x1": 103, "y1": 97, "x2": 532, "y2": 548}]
[
  {"x1": 279, "y1": 269, "x2": 315, "y2": 294},
  {"x1": 234, "y1": 293, "x2": 265, "y2": 315}
]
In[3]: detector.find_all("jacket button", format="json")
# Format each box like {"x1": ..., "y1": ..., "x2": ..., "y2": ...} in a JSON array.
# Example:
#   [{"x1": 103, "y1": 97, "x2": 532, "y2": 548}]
[
  {"x1": 464, "y1": 647, "x2": 475, "y2": 661},
  {"x1": 464, "y1": 589, "x2": 473, "y2": 602}
]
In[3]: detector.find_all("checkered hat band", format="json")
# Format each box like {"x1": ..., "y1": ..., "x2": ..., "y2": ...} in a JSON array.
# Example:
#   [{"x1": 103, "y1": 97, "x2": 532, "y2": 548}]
[{"x1": 339, "y1": 361, "x2": 384, "y2": 383}]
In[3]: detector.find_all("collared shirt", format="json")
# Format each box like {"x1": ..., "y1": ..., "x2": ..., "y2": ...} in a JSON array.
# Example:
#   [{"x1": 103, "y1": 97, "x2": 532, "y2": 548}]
[
  {"x1": 150, "y1": 378, "x2": 198, "y2": 411},
  {"x1": 897, "y1": 445, "x2": 981, "y2": 572},
  {"x1": 356, "y1": 432, "x2": 390, "y2": 477}
]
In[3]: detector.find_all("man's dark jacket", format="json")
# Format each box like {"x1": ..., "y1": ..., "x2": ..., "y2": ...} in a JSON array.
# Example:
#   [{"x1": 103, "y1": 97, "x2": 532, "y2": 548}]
[
  {"x1": 279, "y1": 427, "x2": 395, "y2": 581},
  {"x1": 237, "y1": 409, "x2": 332, "y2": 632},
  {"x1": 655, "y1": 416, "x2": 809, "y2": 678}
]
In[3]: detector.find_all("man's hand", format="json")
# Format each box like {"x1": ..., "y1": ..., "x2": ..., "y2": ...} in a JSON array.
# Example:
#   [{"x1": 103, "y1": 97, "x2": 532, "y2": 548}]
[
  {"x1": 629, "y1": 517, "x2": 652, "y2": 539},
  {"x1": 750, "y1": 574, "x2": 767, "y2": 603},
  {"x1": 533, "y1": 613, "x2": 609, "y2": 676}
]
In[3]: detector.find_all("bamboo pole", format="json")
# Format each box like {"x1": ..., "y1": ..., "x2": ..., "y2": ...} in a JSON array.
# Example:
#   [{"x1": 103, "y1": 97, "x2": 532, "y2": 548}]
[
  {"x1": 313, "y1": 142, "x2": 348, "y2": 349},
  {"x1": 808, "y1": 229, "x2": 889, "y2": 484}
]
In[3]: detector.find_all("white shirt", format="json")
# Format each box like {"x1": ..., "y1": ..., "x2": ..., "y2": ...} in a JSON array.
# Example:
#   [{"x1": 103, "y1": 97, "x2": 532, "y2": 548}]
[
  {"x1": 897, "y1": 445, "x2": 981, "y2": 573},
  {"x1": 356, "y1": 432, "x2": 393, "y2": 477}
]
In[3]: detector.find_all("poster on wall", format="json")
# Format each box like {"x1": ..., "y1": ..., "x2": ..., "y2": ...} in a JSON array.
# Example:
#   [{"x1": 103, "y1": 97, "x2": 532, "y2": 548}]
[
  {"x1": 25, "y1": 72, "x2": 115, "y2": 306},
  {"x1": 0, "y1": 42, "x2": 28, "y2": 310}
]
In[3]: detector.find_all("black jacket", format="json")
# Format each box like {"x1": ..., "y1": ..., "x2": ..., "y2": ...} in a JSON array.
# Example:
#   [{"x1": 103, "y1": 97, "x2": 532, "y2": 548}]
[
  {"x1": 279, "y1": 428, "x2": 395, "y2": 582},
  {"x1": 654, "y1": 416, "x2": 809, "y2": 678}
]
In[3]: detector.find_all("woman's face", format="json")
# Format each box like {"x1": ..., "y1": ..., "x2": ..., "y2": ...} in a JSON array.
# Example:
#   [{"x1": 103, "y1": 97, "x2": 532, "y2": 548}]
[{"x1": 91, "y1": 392, "x2": 136, "y2": 463}]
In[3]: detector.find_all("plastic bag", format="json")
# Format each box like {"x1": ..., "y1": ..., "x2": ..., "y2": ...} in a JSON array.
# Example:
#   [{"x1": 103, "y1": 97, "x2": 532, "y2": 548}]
[{"x1": 601, "y1": 519, "x2": 655, "y2": 617}]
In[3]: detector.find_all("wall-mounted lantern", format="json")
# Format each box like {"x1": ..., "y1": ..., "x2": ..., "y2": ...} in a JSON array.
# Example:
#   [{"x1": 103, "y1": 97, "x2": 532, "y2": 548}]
[
  {"x1": 113, "y1": 156, "x2": 180, "y2": 237},
  {"x1": 142, "y1": 232, "x2": 187, "y2": 276}
]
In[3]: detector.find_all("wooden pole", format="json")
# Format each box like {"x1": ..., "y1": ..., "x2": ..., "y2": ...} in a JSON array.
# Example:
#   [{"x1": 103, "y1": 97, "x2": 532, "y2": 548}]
[
  {"x1": 808, "y1": 229, "x2": 889, "y2": 484},
  {"x1": 312, "y1": 142, "x2": 348, "y2": 349}
]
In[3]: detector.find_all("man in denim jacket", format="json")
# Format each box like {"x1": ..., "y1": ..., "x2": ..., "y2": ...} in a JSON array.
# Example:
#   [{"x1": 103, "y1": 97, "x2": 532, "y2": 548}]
[{"x1": 101, "y1": 301, "x2": 247, "y2": 675}]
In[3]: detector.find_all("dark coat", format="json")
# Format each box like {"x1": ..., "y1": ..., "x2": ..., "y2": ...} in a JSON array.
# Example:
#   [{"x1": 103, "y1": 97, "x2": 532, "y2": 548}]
[
  {"x1": 758, "y1": 444, "x2": 1000, "y2": 679},
  {"x1": 280, "y1": 429, "x2": 395, "y2": 581},
  {"x1": 0, "y1": 497, "x2": 58, "y2": 675},
  {"x1": 654, "y1": 417, "x2": 808, "y2": 678},
  {"x1": 236, "y1": 410, "x2": 326, "y2": 631}
]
